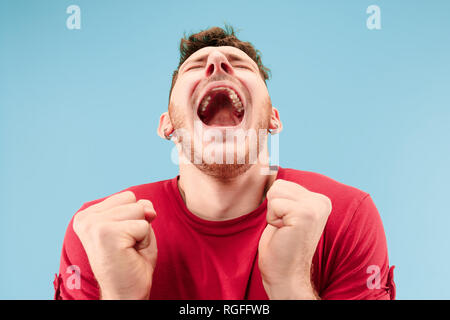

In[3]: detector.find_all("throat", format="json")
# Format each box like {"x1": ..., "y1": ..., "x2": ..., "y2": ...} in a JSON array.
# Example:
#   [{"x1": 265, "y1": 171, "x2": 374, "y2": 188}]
[{"x1": 177, "y1": 166, "x2": 276, "y2": 221}]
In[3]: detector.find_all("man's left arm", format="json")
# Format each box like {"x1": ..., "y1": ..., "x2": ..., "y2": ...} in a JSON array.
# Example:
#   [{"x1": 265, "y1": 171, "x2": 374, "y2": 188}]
[{"x1": 258, "y1": 179, "x2": 395, "y2": 300}]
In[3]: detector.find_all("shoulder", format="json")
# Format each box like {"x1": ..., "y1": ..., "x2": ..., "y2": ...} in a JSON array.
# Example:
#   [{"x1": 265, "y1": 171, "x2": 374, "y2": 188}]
[
  {"x1": 278, "y1": 167, "x2": 369, "y2": 208},
  {"x1": 277, "y1": 167, "x2": 378, "y2": 238},
  {"x1": 78, "y1": 178, "x2": 175, "y2": 212}
]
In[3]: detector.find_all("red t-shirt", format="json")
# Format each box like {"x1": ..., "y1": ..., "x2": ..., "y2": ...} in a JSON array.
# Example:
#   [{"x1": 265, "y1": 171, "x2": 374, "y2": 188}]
[{"x1": 54, "y1": 167, "x2": 396, "y2": 300}]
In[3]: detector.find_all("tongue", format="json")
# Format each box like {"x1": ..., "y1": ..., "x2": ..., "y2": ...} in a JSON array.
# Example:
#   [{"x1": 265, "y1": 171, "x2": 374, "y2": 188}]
[
  {"x1": 201, "y1": 92, "x2": 242, "y2": 126},
  {"x1": 208, "y1": 107, "x2": 239, "y2": 126}
]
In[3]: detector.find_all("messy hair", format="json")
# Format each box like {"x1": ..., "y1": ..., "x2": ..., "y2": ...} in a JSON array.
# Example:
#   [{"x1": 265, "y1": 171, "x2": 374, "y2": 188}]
[{"x1": 169, "y1": 25, "x2": 271, "y2": 100}]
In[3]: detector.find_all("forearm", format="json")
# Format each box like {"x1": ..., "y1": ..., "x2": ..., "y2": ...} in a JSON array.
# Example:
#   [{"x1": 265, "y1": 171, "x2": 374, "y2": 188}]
[{"x1": 264, "y1": 279, "x2": 320, "y2": 300}]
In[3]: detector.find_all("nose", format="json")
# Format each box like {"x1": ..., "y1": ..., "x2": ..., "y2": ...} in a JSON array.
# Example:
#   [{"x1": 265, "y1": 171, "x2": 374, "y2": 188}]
[{"x1": 204, "y1": 50, "x2": 234, "y2": 78}]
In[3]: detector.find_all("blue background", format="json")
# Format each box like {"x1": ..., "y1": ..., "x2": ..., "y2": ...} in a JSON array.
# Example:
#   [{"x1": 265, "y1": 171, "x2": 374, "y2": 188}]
[{"x1": 1, "y1": 0, "x2": 449, "y2": 299}]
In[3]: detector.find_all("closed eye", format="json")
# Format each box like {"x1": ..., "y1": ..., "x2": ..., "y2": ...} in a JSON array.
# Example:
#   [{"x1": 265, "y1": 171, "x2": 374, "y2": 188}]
[
  {"x1": 233, "y1": 65, "x2": 253, "y2": 70},
  {"x1": 186, "y1": 65, "x2": 204, "y2": 71}
]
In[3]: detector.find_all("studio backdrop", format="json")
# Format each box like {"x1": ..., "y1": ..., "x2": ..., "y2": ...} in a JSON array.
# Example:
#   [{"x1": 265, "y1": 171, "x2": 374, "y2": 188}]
[{"x1": 1, "y1": 0, "x2": 449, "y2": 299}]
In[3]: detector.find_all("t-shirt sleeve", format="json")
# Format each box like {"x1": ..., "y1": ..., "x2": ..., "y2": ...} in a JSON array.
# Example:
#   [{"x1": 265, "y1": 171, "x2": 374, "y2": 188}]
[
  {"x1": 319, "y1": 195, "x2": 396, "y2": 300},
  {"x1": 53, "y1": 203, "x2": 101, "y2": 300}
]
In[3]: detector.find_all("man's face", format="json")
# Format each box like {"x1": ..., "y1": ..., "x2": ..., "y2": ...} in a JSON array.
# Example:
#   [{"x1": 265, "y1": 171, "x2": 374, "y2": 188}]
[{"x1": 167, "y1": 46, "x2": 273, "y2": 178}]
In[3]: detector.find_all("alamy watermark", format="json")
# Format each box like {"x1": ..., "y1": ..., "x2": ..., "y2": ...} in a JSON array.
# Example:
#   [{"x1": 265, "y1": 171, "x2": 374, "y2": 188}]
[
  {"x1": 366, "y1": 265, "x2": 381, "y2": 289},
  {"x1": 66, "y1": 265, "x2": 81, "y2": 290},
  {"x1": 66, "y1": 5, "x2": 81, "y2": 30},
  {"x1": 65, "y1": 5, "x2": 382, "y2": 32},
  {"x1": 168, "y1": 121, "x2": 279, "y2": 175},
  {"x1": 366, "y1": 5, "x2": 381, "y2": 30}
]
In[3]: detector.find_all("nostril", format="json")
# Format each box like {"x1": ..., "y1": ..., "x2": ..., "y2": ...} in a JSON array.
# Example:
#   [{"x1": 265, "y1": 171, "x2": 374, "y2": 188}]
[
  {"x1": 221, "y1": 62, "x2": 230, "y2": 73},
  {"x1": 206, "y1": 64, "x2": 214, "y2": 77}
]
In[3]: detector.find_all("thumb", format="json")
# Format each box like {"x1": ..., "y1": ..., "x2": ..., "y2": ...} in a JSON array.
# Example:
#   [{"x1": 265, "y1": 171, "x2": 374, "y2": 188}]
[
  {"x1": 266, "y1": 198, "x2": 288, "y2": 228},
  {"x1": 136, "y1": 224, "x2": 157, "y2": 266}
]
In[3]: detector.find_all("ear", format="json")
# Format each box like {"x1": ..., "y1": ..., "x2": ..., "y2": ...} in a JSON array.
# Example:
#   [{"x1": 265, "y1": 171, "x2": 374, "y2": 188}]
[
  {"x1": 269, "y1": 107, "x2": 283, "y2": 134},
  {"x1": 157, "y1": 112, "x2": 174, "y2": 140}
]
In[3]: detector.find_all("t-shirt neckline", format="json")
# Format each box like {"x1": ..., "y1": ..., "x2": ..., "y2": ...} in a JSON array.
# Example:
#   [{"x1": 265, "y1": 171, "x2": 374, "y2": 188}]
[{"x1": 168, "y1": 167, "x2": 283, "y2": 236}]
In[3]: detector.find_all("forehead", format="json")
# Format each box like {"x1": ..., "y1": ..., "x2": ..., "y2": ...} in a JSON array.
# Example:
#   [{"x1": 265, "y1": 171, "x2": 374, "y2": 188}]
[{"x1": 182, "y1": 46, "x2": 257, "y2": 67}]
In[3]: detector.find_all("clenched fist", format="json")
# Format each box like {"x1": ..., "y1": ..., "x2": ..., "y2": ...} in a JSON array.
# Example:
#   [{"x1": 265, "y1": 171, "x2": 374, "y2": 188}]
[
  {"x1": 73, "y1": 191, "x2": 157, "y2": 300},
  {"x1": 258, "y1": 179, "x2": 332, "y2": 299}
]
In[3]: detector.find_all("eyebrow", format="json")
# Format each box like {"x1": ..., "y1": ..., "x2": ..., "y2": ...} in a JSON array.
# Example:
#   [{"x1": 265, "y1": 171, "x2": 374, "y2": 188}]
[{"x1": 181, "y1": 52, "x2": 257, "y2": 71}]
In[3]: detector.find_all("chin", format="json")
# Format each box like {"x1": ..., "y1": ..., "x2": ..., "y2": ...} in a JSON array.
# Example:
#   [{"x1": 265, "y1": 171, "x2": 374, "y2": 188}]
[{"x1": 194, "y1": 162, "x2": 252, "y2": 181}]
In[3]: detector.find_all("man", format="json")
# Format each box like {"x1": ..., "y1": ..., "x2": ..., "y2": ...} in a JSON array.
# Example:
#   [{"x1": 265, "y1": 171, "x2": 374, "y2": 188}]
[{"x1": 54, "y1": 26, "x2": 395, "y2": 300}]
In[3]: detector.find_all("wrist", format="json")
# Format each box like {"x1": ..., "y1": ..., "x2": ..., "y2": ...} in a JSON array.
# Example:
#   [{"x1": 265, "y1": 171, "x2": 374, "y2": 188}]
[
  {"x1": 263, "y1": 277, "x2": 319, "y2": 300},
  {"x1": 100, "y1": 287, "x2": 150, "y2": 300}
]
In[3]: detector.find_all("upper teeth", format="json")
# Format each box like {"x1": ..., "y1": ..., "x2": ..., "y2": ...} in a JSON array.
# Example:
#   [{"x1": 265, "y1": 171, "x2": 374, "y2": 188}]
[{"x1": 200, "y1": 87, "x2": 244, "y2": 113}]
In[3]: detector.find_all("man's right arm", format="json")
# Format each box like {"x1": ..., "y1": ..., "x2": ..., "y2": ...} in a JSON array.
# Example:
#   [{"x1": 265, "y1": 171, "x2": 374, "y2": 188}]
[{"x1": 54, "y1": 191, "x2": 158, "y2": 300}]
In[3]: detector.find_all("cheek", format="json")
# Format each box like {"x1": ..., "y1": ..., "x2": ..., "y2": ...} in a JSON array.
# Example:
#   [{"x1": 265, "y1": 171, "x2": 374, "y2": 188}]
[
  {"x1": 245, "y1": 81, "x2": 270, "y2": 111},
  {"x1": 248, "y1": 84, "x2": 271, "y2": 125},
  {"x1": 238, "y1": 73, "x2": 268, "y2": 104},
  {"x1": 173, "y1": 75, "x2": 201, "y2": 106},
  {"x1": 253, "y1": 82, "x2": 269, "y2": 102},
  {"x1": 170, "y1": 78, "x2": 202, "y2": 128}
]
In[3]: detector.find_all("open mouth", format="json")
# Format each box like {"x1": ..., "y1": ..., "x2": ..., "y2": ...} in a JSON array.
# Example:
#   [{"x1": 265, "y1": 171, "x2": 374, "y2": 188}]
[{"x1": 197, "y1": 86, "x2": 244, "y2": 127}]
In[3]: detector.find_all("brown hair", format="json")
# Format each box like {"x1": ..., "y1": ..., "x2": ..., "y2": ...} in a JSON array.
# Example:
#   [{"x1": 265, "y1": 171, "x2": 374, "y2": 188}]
[{"x1": 169, "y1": 25, "x2": 271, "y2": 100}]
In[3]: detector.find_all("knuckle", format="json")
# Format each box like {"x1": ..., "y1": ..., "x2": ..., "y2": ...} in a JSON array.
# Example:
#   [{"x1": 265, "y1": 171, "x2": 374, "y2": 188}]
[
  {"x1": 137, "y1": 199, "x2": 153, "y2": 208},
  {"x1": 272, "y1": 179, "x2": 284, "y2": 188},
  {"x1": 266, "y1": 189, "x2": 274, "y2": 200},
  {"x1": 75, "y1": 214, "x2": 110, "y2": 240},
  {"x1": 266, "y1": 186, "x2": 278, "y2": 199},
  {"x1": 310, "y1": 193, "x2": 332, "y2": 217},
  {"x1": 276, "y1": 179, "x2": 291, "y2": 189},
  {"x1": 127, "y1": 202, "x2": 141, "y2": 211},
  {"x1": 303, "y1": 208, "x2": 318, "y2": 221},
  {"x1": 319, "y1": 194, "x2": 332, "y2": 215},
  {"x1": 268, "y1": 197, "x2": 282, "y2": 209},
  {"x1": 136, "y1": 219, "x2": 150, "y2": 229},
  {"x1": 73, "y1": 212, "x2": 88, "y2": 235},
  {"x1": 73, "y1": 215, "x2": 81, "y2": 234},
  {"x1": 95, "y1": 222, "x2": 112, "y2": 239},
  {"x1": 122, "y1": 190, "x2": 137, "y2": 202}
]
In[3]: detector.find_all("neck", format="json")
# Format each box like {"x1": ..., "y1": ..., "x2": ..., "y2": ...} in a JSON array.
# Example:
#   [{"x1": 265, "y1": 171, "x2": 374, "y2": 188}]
[{"x1": 178, "y1": 163, "x2": 277, "y2": 221}]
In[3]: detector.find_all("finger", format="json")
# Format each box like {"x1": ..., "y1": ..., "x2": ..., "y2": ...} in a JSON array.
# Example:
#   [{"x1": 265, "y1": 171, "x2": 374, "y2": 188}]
[
  {"x1": 266, "y1": 198, "x2": 297, "y2": 227},
  {"x1": 119, "y1": 219, "x2": 150, "y2": 246},
  {"x1": 89, "y1": 191, "x2": 136, "y2": 212},
  {"x1": 138, "y1": 200, "x2": 157, "y2": 222},
  {"x1": 102, "y1": 200, "x2": 156, "y2": 222},
  {"x1": 267, "y1": 179, "x2": 309, "y2": 201},
  {"x1": 135, "y1": 223, "x2": 154, "y2": 252},
  {"x1": 137, "y1": 225, "x2": 157, "y2": 268}
]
